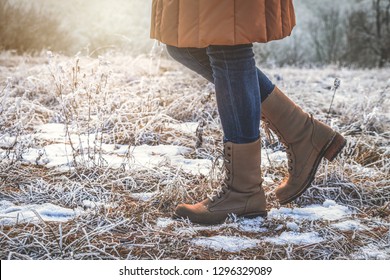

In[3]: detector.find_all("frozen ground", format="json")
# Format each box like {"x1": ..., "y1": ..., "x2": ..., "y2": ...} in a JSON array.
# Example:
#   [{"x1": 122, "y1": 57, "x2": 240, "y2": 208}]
[
  {"x1": 0, "y1": 51, "x2": 389, "y2": 260},
  {"x1": 0, "y1": 122, "x2": 211, "y2": 175}
]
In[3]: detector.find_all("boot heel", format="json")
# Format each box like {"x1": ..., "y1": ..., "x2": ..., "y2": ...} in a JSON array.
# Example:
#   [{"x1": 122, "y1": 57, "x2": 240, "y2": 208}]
[{"x1": 324, "y1": 133, "x2": 346, "y2": 161}]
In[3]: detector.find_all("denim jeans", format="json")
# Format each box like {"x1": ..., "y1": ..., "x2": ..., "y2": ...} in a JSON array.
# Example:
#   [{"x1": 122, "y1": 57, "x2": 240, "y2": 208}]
[{"x1": 166, "y1": 44, "x2": 275, "y2": 144}]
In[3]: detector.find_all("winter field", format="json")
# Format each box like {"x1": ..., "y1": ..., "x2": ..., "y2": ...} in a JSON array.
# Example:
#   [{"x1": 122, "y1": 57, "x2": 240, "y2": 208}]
[{"x1": 0, "y1": 49, "x2": 389, "y2": 260}]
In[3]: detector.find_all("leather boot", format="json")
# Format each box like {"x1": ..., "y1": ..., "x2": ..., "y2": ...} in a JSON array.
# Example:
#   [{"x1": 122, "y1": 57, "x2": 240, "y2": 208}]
[
  {"x1": 262, "y1": 87, "x2": 346, "y2": 204},
  {"x1": 173, "y1": 139, "x2": 267, "y2": 224}
]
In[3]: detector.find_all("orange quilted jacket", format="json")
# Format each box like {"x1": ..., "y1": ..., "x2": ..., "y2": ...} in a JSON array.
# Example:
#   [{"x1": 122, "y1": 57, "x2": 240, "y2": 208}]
[{"x1": 150, "y1": 0, "x2": 296, "y2": 47}]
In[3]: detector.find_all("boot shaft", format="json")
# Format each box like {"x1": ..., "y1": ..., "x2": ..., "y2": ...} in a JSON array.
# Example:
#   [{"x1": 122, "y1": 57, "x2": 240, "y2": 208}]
[
  {"x1": 261, "y1": 86, "x2": 346, "y2": 204},
  {"x1": 262, "y1": 87, "x2": 335, "y2": 147},
  {"x1": 262, "y1": 87, "x2": 337, "y2": 176},
  {"x1": 224, "y1": 139, "x2": 262, "y2": 193}
]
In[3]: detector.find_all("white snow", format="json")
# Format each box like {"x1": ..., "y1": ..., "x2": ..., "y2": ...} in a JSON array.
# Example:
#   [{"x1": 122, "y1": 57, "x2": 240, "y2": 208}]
[
  {"x1": 0, "y1": 200, "x2": 80, "y2": 225},
  {"x1": 261, "y1": 150, "x2": 287, "y2": 167},
  {"x1": 331, "y1": 220, "x2": 368, "y2": 231},
  {"x1": 169, "y1": 216, "x2": 267, "y2": 233},
  {"x1": 192, "y1": 227, "x2": 323, "y2": 251},
  {"x1": 154, "y1": 200, "x2": 358, "y2": 252},
  {"x1": 22, "y1": 144, "x2": 70, "y2": 167},
  {"x1": 265, "y1": 231, "x2": 324, "y2": 245},
  {"x1": 129, "y1": 192, "x2": 157, "y2": 202},
  {"x1": 269, "y1": 200, "x2": 352, "y2": 221},
  {"x1": 156, "y1": 217, "x2": 175, "y2": 228},
  {"x1": 128, "y1": 144, "x2": 211, "y2": 175},
  {"x1": 262, "y1": 175, "x2": 275, "y2": 184},
  {"x1": 167, "y1": 201, "x2": 356, "y2": 251},
  {"x1": 0, "y1": 200, "x2": 15, "y2": 211},
  {"x1": 11, "y1": 123, "x2": 212, "y2": 175},
  {"x1": 351, "y1": 244, "x2": 390, "y2": 260},
  {"x1": 0, "y1": 134, "x2": 17, "y2": 149},
  {"x1": 286, "y1": 222, "x2": 300, "y2": 231},
  {"x1": 82, "y1": 200, "x2": 115, "y2": 210},
  {"x1": 322, "y1": 199, "x2": 337, "y2": 207},
  {"x1": 275, "y1": 224, "x2": 284, "y2": 231},
  {"x1": 235, "y1": 217, "x2": 267, "y2": 233},
  {"x1": 129, "y1": 144, "x2": 192, "y2": 158},
  {"x1": 35, "y1": 123, "x2": 66, "y2": 142},
  {"x1": 191, "y1": 235, "x2": 259, "y2": 252}
]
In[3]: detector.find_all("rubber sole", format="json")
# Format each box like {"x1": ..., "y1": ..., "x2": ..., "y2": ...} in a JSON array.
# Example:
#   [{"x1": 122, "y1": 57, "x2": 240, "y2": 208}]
[{"x1": 279, "y1": 132, "x2": 347, "y2": 205}]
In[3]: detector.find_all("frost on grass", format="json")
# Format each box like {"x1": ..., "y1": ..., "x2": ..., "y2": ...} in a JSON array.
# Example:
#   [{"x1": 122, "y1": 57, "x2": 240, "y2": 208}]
[
  {"x1": 129, "y1": 192, "x2": 157, "y2": 202},
  {"x1": 165, "y1": 122, "x2": 199, "y2": 135},
  {"x1": 331, "y1": 220, "x2": 368, "y2": 231},
  {"x1": 191, "y1": 236, "x2": 259, "y2": 253},
  {"x1": 351, "y1": 245, "x2": 390, "y2": 260},
  {"x1": 264, "y1": 231, "x2": 324, "y2": 245},
  {"x1": 0, "y1": 200, "x2": 80, "y2": 225},
  {"x1": 16, "y1": 122, "x2": 212, "y2": 175},
  {"x1": 0, "y1": 53, "x2": 389, "y2": 260},
  {"x1": 268, "y1": 200, "x2": 352, "y2": 221},
  {"x1": 156, "y1": 217, "x2": 175, "y2": 228},
  {"x1": 236, "y1": 217, "x2": 267, "y2": 233}
]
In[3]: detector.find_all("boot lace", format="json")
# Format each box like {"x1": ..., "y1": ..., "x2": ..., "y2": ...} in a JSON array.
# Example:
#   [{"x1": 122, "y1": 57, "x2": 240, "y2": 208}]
[{"x1": 208, "y1": 147, "x2": 232, "y2": 203}]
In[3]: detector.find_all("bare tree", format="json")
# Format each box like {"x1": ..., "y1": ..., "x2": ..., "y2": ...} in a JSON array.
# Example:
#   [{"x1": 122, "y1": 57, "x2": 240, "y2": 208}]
[
  {"x1": 308, "y1": 7, "x2": 346, "y2": 65},
  {"x1": 345, "y1": 0, "x2": 390, "y2": 67}
]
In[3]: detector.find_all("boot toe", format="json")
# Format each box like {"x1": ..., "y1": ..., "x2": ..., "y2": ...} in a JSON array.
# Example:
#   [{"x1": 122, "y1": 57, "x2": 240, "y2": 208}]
[
  {"x1": 173, "y1": 203, "x2": 207, "y2": 220},
  {"x1": 173, "y1": 203, "x2": 191, "y2": 219},
  {"x1": 276, "y1": 179, "x2": 309, "y2": 205},
  {"x1": 173, "y1": 201, "x2": 222, "y2": 224},
  {"x1": 275, "y1": 180, "x2": 294, "y2": 203}
]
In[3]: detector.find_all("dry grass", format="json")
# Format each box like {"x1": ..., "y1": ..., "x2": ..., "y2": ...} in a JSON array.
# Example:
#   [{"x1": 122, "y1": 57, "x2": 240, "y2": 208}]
[
  {"x1": 0, "y1": 1, "x2": 72, "y2": 54},
  {"x1": 0, "y1": 50, "x2": 389, "y2": 260}
]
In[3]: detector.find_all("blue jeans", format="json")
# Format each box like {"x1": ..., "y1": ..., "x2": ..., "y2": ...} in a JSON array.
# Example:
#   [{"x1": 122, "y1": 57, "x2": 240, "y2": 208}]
[{"x1": 166, "y1": 44, "x2": 275, "y2": 144}]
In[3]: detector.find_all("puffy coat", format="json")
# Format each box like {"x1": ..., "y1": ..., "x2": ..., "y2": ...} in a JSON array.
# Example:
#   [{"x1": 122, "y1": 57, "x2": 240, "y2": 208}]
[{"x1": 150, "y1": 0, "x2": 296, "y2": 48}]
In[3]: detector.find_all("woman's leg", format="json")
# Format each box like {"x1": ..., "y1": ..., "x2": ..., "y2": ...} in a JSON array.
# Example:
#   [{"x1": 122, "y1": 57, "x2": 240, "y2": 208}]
[
  {"x1": 166, "y1": 45, "x2": 346, "y2": 207},
  {"x1": 206, "y1": 44, "x2": 261, "y2": 143},
  {"x1": 166, "y1": 45, "x2": 275, "y2": 102},
  {"x1": 172, "y1": 44, "x2": 267, "y2": 224},
  {"x1": 166, "y1": 46, "x2": 214, "y2": 82}
]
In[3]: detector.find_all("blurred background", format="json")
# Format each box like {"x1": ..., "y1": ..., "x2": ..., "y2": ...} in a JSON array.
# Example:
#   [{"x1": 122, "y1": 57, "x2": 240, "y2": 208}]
[{"x1": 1, "y1": 0, "x2": 389, "y2": 68}]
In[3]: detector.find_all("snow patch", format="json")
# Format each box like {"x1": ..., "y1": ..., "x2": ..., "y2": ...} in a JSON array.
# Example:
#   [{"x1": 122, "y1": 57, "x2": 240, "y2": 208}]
[
  {"x1": 322, "y1": 199, "x2": 337, "y2": 207},
  {"x1": 129, "y1": 144, "x2": 192, "y2": 158},
  {"x1": 265, "y1": 231, "x2": 324, "y2": 245},
  {"x1": 351, "y1": 244, "x2": 390, "y2": 260},
  {"x1": 236, "y1": 217, "x2": 267, "y2": 233},
  {"x1": 35, "y1": 123, "x2": 66, "y2": 142},
  {"x1": 331, "y1": 220, "x2": 368, "y2": 231},
  {"x1": 130, "y1": 192, "x2": 157, "y2": 202},
  {"x1": 286, "y1": 222, "x2": 300, "y2": 231},
  {"x1": 0, "y1": 200, "x2": 15, "y2": 211},
  {"x1": 18, "y1": 124, "x2": 213, "y2": 175},
  {"x1": 191, "y1": 235, "x2": 258, "y2": 252},
  {"x1": 0, "y1": 134, "x2": 17, "y2": 149},
  {"x1": 171, "y1": 216, "x2": 267, "y2": 233},
  {"x1": 156, "y1": 217, "x2": 175, "y2": 228},
  {"x1": 128, "y1": 145, "x2": 211, "y2": 175},
  {"x1": 261, "y1": 150, "x2": 286, "y2": 167},
  {"x1": 269, "y1": 200, "x2": 352, "y2": 221},
  {"x1": 0, "y1": 201, "x2": 80, "y2": 225},
  {"x1": 81, "y1": 200, "x2": 115, "y2": 210}
]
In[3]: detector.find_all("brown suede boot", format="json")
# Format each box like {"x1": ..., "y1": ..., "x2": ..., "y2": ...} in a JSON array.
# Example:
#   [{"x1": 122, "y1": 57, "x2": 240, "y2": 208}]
[
  {"x1": 173, "y1": 139, "x2": 267, "y2": 224},
  {"x1": 262, "y1": 87, "x2": 346, "y2": 205}
]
